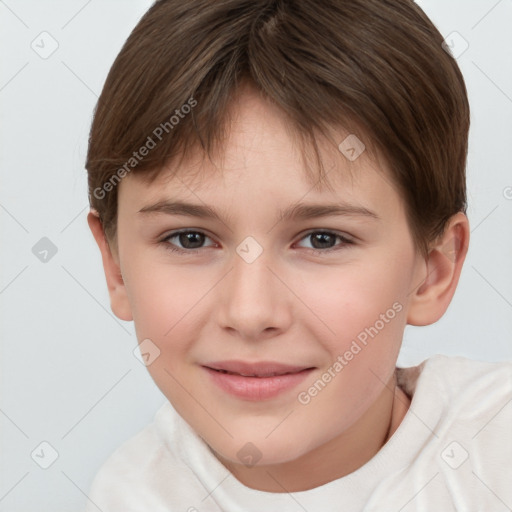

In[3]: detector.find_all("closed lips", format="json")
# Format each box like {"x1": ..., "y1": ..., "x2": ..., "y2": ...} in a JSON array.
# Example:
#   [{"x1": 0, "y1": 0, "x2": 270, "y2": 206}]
[
  {"x1": 203, "y1": 361, "x2": 315, "y2": 378},
  {"x1": 211, "y1": 368, "x2": 308, "y2": 377}
]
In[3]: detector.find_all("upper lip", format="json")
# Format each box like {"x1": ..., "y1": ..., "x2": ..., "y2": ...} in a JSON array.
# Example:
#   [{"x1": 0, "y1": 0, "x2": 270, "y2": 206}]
[{"x1": 203, "y1": 360, "x2": 314, "y2": 377}]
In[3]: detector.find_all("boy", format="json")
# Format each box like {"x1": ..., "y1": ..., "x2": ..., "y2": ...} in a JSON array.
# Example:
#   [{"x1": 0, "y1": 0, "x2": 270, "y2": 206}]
[{"x1": 85, "y1": 0, "x2": 512, "y2": 510}]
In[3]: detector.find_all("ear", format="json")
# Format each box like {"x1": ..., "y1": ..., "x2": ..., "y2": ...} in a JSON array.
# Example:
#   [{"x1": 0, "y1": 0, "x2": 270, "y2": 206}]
[
  {"x1": 87, "y1": 210, "x2": 133, "y2": 321},
  {"x1": 407, "y1": 212, "x2": 470, "y2": 326}
]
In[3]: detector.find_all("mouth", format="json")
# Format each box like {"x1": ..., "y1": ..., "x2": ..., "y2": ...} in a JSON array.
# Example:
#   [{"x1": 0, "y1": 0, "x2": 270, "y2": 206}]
[
  {"x1": 211, "y1": 369, "x2": 304, "y2": 377},
  {"x1": 202, "y1": 361, "x2": 315, "y2": 400},
  {"x1": 203, "y1": 360, "x2": 314, "y2": 377}
]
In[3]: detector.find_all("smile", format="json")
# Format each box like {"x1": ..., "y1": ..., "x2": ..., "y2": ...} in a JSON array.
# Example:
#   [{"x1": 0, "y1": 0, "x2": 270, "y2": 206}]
[{"x1": 202, "y1": 361, "x2": 315, "y2": 401}]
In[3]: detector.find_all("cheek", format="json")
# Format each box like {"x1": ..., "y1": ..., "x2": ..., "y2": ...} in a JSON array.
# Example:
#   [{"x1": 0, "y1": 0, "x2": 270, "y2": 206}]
[
  {"x1": 298, "y1": 260, "x2": 409, "y2": 412},
  {"x1": 125, "y1": 255, "x2": 204, "y2": 334},
  {"x1": 124, "y1": 257, "x2": 222, "y2": 407},
  {"x1": 124, "y1": 259, "x2": 205, "y2": 410},
  {"x1": 302, "y1": 260, "x2": 408, "y2": 346},
  {"x1": 293, "y1": 266, "x2": 408, "y2": 430}
]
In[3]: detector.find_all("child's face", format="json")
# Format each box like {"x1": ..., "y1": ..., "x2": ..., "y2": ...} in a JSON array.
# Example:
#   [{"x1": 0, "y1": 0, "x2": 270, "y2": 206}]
[{"x1": 114, "y1": 86, "x2": 426, "y2": 470}]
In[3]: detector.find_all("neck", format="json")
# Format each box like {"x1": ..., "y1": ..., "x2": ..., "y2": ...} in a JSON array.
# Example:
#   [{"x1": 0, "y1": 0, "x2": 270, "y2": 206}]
[{"x1": 214, "y1": 371, "x2": 411, "y2": 492}]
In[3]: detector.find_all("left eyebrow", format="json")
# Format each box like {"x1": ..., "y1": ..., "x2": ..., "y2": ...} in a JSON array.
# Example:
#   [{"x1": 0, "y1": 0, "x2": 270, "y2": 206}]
[
  {"x1": 277, "y1": 202, "x2": 380, "y2": 222},
  {"x1": 138, "y1": 199, "x2": 380, "y2": 223}
]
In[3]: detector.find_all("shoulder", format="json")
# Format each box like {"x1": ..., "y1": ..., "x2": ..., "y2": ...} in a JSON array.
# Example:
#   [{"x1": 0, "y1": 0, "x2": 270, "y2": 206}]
[
  {"x1": 398, "y1": 354, "x2": 512, "y2": 402},
  {"x1": 424, "y1": 354, "x2": 512, "y2": 398},
  {"x1": 397, "y1": 354, "x2": 512, "y2": 467},
  {"x1": 85, "y1": 402, "x2": 187, "y2": 511},
  {"x1": 87, "y1": 415, "x2": 161, "y2": 489},
  {"x1": 389, "y1": 355, "x2": 512, "y2": 508},
  {"x1": 396, "y1": 354, "x2": 512, "y2": 443},
  {"x1": 424, "y1": 353, "x2": 512, "y2": 375}
]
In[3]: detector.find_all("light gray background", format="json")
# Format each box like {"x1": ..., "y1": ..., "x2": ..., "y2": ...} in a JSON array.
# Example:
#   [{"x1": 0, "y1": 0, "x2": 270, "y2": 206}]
[{"x1": 1, "y1": 0, "x2": 511, "y2": 510}]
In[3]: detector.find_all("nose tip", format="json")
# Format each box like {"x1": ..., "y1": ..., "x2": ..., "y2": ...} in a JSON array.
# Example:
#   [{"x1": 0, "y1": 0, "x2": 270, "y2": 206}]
[{"x1": 216, "y1": 244, "x2": 292, "y2": 340}]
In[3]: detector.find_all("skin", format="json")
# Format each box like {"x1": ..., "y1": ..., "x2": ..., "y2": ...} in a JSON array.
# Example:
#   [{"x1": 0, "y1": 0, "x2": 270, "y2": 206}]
[{"x1": 88, "y1": 83, "x2": 469, "y2": 492}]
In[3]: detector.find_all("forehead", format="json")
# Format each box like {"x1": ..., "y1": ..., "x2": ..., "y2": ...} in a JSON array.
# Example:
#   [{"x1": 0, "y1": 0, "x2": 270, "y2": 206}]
[{"x1": 120, "y1": 85, "x2": 399, "y2": 213}]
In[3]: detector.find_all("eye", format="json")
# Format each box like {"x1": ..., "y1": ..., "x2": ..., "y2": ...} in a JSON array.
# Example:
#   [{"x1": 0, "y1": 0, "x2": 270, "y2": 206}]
[
  {"x1": 160, "y1": 230, "x2": 216, "y2": 254},
  {"x1": 159, "y1": 229, "x2": 354, "y2": 255},
  {"x1": 295, "y1": 230, "x2": 354, "y2": 253}
]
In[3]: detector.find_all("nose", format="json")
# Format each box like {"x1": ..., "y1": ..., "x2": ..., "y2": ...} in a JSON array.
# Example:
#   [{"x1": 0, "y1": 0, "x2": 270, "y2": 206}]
[{"x1": 216, "y1": 242, "x2": 292, "y2": 341}]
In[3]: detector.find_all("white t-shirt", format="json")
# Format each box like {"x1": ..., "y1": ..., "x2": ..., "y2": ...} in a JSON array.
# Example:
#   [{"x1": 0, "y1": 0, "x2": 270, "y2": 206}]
[{"x1": 85, "y1": 355, "x2": 512, "y2": 511}]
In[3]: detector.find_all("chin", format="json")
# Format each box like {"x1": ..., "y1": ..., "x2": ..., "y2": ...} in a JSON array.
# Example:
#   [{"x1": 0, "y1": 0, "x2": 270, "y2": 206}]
[{"x1": 208, "y1": 433, "x2": 311, "y2": 469}]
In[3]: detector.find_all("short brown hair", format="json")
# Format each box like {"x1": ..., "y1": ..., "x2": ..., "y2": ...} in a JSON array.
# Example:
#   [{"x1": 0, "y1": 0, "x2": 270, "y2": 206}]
[{"x1": 86, "y1": 0, "x2": 470, "y2": 257}]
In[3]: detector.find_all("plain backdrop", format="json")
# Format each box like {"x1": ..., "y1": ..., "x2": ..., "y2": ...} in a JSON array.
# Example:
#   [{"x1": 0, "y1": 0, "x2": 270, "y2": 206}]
[{"x1": 1, "y1": 0, "x2": 511, "y2": 510}]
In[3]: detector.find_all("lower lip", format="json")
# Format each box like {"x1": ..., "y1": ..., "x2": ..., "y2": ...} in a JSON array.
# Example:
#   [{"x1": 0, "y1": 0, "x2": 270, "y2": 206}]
[{"x1": 203, "y1": 366, "x2": 314, "y2": 401}]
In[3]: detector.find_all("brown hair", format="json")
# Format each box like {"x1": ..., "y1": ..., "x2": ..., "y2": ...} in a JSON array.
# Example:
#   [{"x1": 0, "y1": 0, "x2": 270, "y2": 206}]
[{"x1": 86, "y1": 0, "x2": 470, "y2": 257}]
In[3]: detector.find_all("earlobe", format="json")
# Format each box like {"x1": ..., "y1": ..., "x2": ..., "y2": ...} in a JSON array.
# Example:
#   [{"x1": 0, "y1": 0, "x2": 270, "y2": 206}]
[
  {"x1": 407, "y1": 212, "x2": 470, "y2": 326},
  {"x1": 87, "y1": 210, "x2": 133, "y2": 321}
]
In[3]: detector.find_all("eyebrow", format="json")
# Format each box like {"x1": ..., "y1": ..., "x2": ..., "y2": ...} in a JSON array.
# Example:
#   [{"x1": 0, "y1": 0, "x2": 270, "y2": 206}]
[{"x1": 138, "y1": 200, "x2": 379, "y2": 223}]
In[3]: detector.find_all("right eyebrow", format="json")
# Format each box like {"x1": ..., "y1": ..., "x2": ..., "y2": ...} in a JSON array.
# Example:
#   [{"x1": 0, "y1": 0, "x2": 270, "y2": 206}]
[{"x1": 138, "y1": 200, "x2": 225, "y2": 222}]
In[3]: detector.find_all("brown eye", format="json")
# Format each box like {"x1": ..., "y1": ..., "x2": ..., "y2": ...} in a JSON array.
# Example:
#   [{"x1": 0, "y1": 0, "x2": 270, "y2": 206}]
[
  {"x1": 161, "y1": 230, "x2": 215, "y2": 254},
  {"x1": 296, "y1": 231, "x2": 354, "y2": 252},
  {"x1": 309, "y1": 232, "x2": 336, "y2": 249},
  {"x1": 177, "y1": 232, "x2": 205, "y2": 249}
]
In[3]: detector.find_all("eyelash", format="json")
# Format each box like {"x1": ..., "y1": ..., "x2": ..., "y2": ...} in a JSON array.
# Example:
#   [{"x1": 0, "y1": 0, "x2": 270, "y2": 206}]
[{"x1": 159, "y1": 229, "x2": 355, "y2": 256}]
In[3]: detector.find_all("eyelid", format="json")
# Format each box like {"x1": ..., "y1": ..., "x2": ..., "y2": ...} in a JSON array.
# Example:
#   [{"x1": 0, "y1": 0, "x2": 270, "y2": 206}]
[{"x1": 296, "y1": 228, "x2": 355, "y2": 243}]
